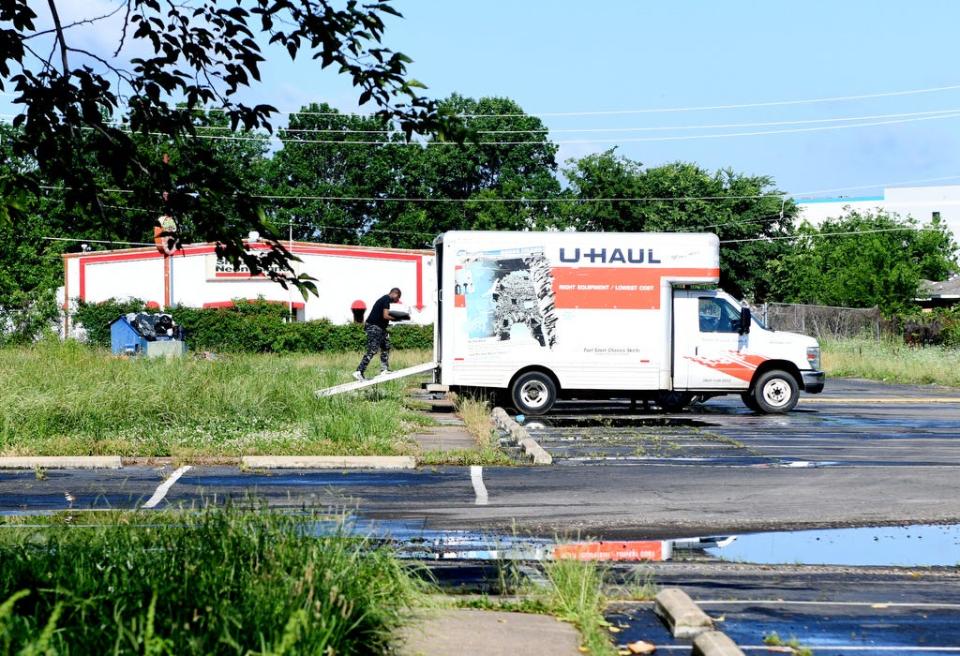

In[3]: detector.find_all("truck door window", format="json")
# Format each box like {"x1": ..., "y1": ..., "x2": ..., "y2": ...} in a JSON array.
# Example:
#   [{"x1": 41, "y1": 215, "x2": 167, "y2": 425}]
[{"x1": 698, "y1": 298, "x2": 740, "y2": 333}]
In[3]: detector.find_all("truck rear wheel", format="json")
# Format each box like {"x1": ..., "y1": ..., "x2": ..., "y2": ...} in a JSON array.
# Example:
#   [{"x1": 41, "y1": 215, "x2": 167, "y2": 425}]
[
  {"x1": 752, "y1": 370, "x2": 799, "y2": 413},
  {"x1": 511, "y1": 371, "x2": 557, "y2": 415}
]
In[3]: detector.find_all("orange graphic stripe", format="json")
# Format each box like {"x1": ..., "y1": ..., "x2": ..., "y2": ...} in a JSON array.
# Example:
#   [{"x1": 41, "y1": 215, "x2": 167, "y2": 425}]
[
  {"x1": 686, "y1": 352, "x2": 767, "y2": 383},
  {"x1": 553, "y1": 540, "x2": 666, "y2": 562},
  {"x1": 552, "y1": 267, "x2": 719, "y2": 309}
]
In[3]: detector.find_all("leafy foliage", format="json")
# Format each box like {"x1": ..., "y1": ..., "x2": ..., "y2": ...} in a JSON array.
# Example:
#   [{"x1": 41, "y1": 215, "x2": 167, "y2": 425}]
[
  {"x1": 770, "y1": 211, "x2": 958, "y2": 311},
  {"x1": 563, "y1": 152, "x2": 796, "y2": 300},
  {"x1": 0, "y1": 0, "x2": 452, "y2": 291},
  {"x1": 74, "y1": 298, "x2": 433, "y2": 353}
]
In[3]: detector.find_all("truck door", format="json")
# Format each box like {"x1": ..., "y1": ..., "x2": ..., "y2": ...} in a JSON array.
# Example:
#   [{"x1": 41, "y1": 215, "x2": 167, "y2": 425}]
[{"x1": 672, "y1": 292, "x2": 752, "y2": 390}]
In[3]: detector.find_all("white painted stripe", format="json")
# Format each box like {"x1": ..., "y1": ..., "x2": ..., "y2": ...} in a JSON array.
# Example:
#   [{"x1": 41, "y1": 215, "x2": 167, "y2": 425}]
[
  {"x1": 619, "y1": 599, "x2": 960, "y2": 609},
  {"x1": 739, "y1": 647, "x2": 960, "y2": 652},
  {"x1": 470, "y1": 465, "x2": 488, "y2": 505},
  {"x1": 697, "y1": 599, "x2": 960, "y2": 610},
  {"x1": 651, "y1": 647, "x2": 960, "y2": 653},
  {"x1": 142, "y1": 466, "x2": 191, "y2": 509}
]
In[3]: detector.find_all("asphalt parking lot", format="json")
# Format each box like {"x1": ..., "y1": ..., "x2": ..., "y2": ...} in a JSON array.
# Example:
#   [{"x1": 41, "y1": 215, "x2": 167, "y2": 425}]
[
  {"x1": 524, "y1": 378, "x2": 960, "y2": 468},
  {"x1": 606, "y1": 563, "x2": 960, "y2": 655},
  {"x1": 3, "y1": 377, "x2": 960, "y2": 540}
]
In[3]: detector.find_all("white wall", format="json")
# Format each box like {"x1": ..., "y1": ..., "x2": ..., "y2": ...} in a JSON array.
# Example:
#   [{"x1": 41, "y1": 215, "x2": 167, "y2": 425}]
[
  {"x1": 66, "y1": 244, "x2": 436, "y2": 326},
  {"x1": 797, "y1": 185, "x2": 960, "y2": 242}
]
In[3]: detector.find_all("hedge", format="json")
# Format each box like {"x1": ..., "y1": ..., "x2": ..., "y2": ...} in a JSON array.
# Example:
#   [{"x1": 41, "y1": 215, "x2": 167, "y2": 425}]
[{"x1": 74, "y1": 299, "x2": 434, "y2": 353}]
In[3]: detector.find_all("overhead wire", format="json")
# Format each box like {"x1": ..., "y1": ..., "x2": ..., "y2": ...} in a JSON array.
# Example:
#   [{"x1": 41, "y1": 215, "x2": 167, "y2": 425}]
[
  {"x1": 73, "y1": 110, "x2": 960, "y2": 145},
  {"x1": 9, "y1": 106, "x2": 959, "y2": 135},
  {"x1": 8, "y1": 82, "x2": 953, "y2": 118}
]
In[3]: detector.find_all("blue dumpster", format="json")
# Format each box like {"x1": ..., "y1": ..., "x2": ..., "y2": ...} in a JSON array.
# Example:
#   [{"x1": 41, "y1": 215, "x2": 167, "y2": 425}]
[{"x1": 110, "y1": 313, "x2": 186, "y2": 357}]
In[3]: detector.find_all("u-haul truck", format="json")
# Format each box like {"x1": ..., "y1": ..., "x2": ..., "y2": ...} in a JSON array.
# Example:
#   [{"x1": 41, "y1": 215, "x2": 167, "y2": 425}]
[{"x1": 433, "y1": 231, "x2": 824, "y2": 415}]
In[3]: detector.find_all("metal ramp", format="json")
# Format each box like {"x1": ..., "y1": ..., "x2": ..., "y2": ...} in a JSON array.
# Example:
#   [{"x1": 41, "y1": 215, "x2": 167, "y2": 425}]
[{"x1": 315, "y1": 362, "x2": 436, "y2": 398}]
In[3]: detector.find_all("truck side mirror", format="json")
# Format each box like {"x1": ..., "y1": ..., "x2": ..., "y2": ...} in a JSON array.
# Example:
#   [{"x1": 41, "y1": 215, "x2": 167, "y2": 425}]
[{"x1": 739, "y1": 307, "x2": 752, "y2": 335}]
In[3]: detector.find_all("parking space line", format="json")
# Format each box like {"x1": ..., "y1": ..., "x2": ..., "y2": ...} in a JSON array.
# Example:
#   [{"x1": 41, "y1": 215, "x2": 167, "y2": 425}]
[
  {"x1": 142, "y1": 466, "x2": 191, "y2": 509},
  {"x1": 696, "y1": 599, "x2": 960, "y2": 610},
  {"x1": 740, "y1": 647, "x2": 960, "y2": 652},
  {"x1": 470, "y1": 466, "x2": 488, "y2": 505}
]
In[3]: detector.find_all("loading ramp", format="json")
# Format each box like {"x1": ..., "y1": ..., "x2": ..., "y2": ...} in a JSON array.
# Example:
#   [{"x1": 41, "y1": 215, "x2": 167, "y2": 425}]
[{"x1": 315, "y1": 362, "x2": 437, "y2": 398}]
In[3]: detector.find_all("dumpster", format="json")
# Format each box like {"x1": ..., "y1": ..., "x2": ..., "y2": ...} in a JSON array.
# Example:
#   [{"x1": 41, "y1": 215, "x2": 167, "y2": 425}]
[{"x1": 110, "y1": 313, "x2": 187, "y2": 358}]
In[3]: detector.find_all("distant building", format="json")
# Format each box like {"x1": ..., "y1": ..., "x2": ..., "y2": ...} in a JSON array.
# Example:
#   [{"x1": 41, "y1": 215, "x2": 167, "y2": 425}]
[
  {"x1": 61, "y1": 241, "x2": 435, "y2": 337},
  {"x1": 918, "y1": 275, "x2": 960, "y2": 309},
  {"x1": 796, "y1": 184, "x2": 960, "y2": 240}
]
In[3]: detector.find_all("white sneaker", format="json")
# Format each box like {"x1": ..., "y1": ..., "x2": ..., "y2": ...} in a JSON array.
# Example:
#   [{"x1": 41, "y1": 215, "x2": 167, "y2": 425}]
[
  {"x1": 352, "y1": 371, "x2": 364, "y2": 381},
  {"x1": 378, "y1": 369, "x2": 392, "y2": 377}
]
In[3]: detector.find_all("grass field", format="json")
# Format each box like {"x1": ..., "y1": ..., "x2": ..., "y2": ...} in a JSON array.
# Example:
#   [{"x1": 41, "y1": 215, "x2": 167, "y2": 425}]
[
  {"x1": 0, "y1": 506, "x2": 425, "y2": 655},
  {"x1": 0, "y1": 340, "x2": 437, "y2": 457},
  {"x1": 823, "y1": 338, "x2": 960, "y2": 387}
]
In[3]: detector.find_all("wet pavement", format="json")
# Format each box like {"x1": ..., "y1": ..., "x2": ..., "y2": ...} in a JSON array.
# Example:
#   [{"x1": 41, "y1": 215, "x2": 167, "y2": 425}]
[
  {"x1": 3, "y1": 377, "x2": 960, "y2": 539},
  {"x1": 605, "y1": 562, "x2": 960, "y2": 655},
  {"x1": 522, "y1": 378, "x2": 960, "y2": 468}
]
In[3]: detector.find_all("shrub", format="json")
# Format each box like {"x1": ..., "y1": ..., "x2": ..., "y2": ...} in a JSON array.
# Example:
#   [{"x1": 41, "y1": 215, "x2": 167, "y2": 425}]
[
  {"x1": 887, "y1": 308, "x2": 960, "y2": 347},
  {"x1": 73, "y1": 299, "x2": 433, "y2": 353}
]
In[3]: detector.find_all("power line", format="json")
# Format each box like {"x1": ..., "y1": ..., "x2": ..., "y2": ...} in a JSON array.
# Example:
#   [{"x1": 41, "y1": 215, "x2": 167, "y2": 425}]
[
  {"x1": 43, "y1": 236, "x2": 155, "y2": 247},
  {"x1": 90, "y1": 110, "x2": 960, "y2": 145},
  {"x1": 14, "y1": 82, "x2": 952, "y2": 119},
  {"x1": 720, "y1": 226, "x2": 935, "y2": 244},
  {"x1": 15, "y1": 106, "x2": 958, "y2": 136}
]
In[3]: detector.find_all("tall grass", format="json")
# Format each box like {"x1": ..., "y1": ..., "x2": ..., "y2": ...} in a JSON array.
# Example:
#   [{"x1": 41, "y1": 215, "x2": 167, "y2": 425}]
[
  {"x1": 823, "y1": 338, "x2": 960, "y2": 387},
  {"x1": 0, "y1": 340, "x2": 433, "y2": 456},
  {"x1": 0, "y1": 506, "x2": 426, "y2": 655},
  {"x1": 543, "y1": 559, "x2": 616, "y2": 656}
]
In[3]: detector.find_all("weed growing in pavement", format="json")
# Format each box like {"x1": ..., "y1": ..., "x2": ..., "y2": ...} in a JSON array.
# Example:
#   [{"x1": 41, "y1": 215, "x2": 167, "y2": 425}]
[
  {"x1": 763, "y1": 631, "x2": 814, "y2": 656},
  {"x1": 443, "y1": 395, "x2": 514, "y2": 465},
  {"x1": 0, "y1": 341, "x2": 435, "y2": 457},
  {"x1": 606, "y1": 565, "x2": 658, "y2": 601},
  {"x1": 823, "y1": 338, "x2": 960, "y2": 387},
  {"x1": 542, "y1": 559, "x2": 618, "y2": 655},
  {"x1": 0, "y1": 505, "x2": 429, "y2": 655}
]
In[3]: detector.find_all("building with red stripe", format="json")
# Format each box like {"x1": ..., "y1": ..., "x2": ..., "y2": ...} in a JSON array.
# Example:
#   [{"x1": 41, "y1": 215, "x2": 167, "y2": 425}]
[{"x1": 61, "y1": 241, "x2": 435, "y2": 336}]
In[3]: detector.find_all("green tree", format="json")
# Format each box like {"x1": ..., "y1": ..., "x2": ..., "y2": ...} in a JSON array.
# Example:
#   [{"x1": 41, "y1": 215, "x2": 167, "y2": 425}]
[
  {"x1": 0, "y1": 0, "x2": 452, "y2": 293},
  {"x1": 771, "y1": 211, "x2": 958, "y2": 311},
  {"x1": 265, "y1": 103, "x2": 398, "y2": 244},
  {"x1": 373, "y1": 94, "x2": 562, "y2": 247},
  {"x1": 563, "y1": 152, "x2": 796, "y2": 300}
]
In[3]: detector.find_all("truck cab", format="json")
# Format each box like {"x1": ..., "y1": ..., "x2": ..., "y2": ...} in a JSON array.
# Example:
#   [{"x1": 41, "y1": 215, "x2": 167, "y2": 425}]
[{"x1": 672, "y1": 289, "x2": 824, "y2": 413}]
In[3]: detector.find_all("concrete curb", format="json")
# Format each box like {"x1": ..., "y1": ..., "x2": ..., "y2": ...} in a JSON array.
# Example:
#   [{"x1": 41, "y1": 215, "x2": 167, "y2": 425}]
[
  {"x1": 241, "y1": 455, "x2": 416, "y2": 469},
  {"x1": 491, "y1": 407, "x2": 552, "y2": 465},
  {"x1": 654, "y1": 588, "x2": 714, "y2": 638},
  {"x1": 692, "y1": 631, "x2": 745, "y2": 656},
  {"x1": 0, "y1": 456, "x2": 122, "y2": 470}
]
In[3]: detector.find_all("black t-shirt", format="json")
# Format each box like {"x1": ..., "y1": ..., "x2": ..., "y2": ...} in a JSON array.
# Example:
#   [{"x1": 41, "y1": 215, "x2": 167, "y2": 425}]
[{"x1": 366, "y1": 294, "x2": 392, "y2": 329}]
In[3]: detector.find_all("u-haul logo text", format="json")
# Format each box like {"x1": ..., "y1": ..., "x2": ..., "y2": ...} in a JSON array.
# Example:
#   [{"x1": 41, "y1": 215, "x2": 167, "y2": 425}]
[{"x1": 559, "y1": 247, "x2": 661, "y2": 264}]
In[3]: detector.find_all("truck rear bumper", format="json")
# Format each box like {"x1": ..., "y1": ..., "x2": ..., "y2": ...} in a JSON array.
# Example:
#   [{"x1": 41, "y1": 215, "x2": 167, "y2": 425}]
[{"x1": 802, "y1": 370, "x2": 825, "y2": 394}]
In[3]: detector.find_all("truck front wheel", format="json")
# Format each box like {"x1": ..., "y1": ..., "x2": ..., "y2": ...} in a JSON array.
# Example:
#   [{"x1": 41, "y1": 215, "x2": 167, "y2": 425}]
[
  {"x1": 751, "y1": 370, "x2": 799, "y2": 413},
  {"x1": 511, "y1": 371, "x2": 557, "y2": 415}
]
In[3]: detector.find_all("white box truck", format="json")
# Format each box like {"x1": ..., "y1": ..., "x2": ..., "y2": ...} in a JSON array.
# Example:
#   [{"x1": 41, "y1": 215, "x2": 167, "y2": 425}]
[{"x1": 433, "y1": 231, "x2": 824, "y2": 415}]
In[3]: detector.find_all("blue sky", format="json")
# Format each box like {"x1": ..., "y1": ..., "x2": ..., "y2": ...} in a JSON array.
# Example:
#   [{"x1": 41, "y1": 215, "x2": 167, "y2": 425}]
[
  {"x1": 15, "y1": 1, "x2": 960, "y2": 199},
  {"x1": 253, "y1": 0, "x2": 960, "y2": 198}
]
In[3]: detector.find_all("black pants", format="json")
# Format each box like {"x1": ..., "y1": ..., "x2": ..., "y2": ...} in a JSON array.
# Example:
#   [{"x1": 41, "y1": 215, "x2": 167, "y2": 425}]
[{"x1": 358, "y1": 324, "x2": 390, "y2": 373}]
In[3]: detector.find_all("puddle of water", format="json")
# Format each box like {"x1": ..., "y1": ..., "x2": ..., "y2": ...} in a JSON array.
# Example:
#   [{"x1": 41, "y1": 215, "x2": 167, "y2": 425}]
[
  {"x1": 309, "y1": 518, "x2": 554, "y2": 560},
  {"x1": 522, "y1": 416, "x2": 714, "y2": 429},
  {"x1": 708, "y1": 524, "x2": 960, "y2": 567}
]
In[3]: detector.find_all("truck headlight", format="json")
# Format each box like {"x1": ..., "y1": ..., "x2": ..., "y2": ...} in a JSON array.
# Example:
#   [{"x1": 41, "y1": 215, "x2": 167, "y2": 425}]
[{"x1": 806, "y1": 346, "x2": 821, "y2": 370}]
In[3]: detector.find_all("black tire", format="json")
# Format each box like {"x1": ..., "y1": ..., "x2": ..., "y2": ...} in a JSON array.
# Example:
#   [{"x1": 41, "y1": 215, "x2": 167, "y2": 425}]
[
  {"x1": 657, "y1": 391, "x2": 693, "y2": 413},
  {"x1": 510, "y1": 371, "x2": 557, "y2": 415},
  {"x1": 751, "y1": 369, "x2": 799, "y2": 414},
  {"x1": 741, "y1": 391, "x2": 761, "y2": 413}
]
